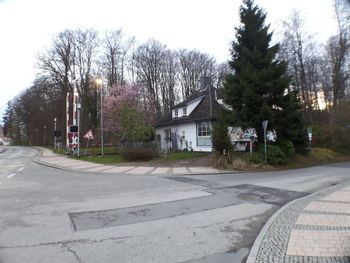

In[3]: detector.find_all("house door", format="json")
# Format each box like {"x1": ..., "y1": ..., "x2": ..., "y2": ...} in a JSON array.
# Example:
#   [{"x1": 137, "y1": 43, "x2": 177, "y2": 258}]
[{"x1": 171, "y1": 133, "x2": 178, "y2": 151}]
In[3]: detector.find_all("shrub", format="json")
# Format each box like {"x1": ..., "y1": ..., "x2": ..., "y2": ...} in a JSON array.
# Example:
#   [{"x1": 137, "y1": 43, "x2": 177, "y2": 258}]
[
  {"x1": 122, "y1": 147, "x2": 159, "y2": 161},
  {"x1": 278, "y1": 141, "x2": 296, "y2": 157},
  {"x1": 267, "y1": 145, "x2": 286, "y2": 165},
  {"x1": 249, "y1": 151, "x2": 265, "y2": 164},
  {"x1": 213, "y1": 154, "x2": 250, "y2": 170},
  {"x1": 250, "y1": 145, "x2": 286, "y2": 165}
]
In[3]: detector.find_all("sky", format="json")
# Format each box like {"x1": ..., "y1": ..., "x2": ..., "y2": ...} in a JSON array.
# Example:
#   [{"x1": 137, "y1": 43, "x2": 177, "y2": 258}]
[{"x1": 0, "y1": 0, "x2": 338, "y2": 124}]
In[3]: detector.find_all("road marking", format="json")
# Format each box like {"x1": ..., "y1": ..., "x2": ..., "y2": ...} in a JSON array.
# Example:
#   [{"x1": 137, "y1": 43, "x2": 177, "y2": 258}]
[
  {"x1": 0, "y1": 165, "x2": 24, "y2": 168},
  {"x1": 6, "y1": 173, "x2": 15, "y2": 179},
  {"x1": 7, "y1": 150, "x2": 22, "y2": 159},
  {"x1": 18, "y1": 167, "x2": 24, "y2": 172}
]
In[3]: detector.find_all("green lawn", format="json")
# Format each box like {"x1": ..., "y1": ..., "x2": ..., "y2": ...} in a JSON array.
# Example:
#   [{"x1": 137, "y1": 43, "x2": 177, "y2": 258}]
[
  {"x1": 44, "y1": 146, "x2": 66, "y2": 155},
  {"x1": 45, "y1": 146, "x2": 210, "y2": 164},
  {"x1": 69, "y1": 155, "x2": 124, "y2": 164},
  {"x1": 84, "y1": 146, "x2": 119, "y2": 155},
  {"x1": 161, "y1": 151, "x2": 209, "y2": 161}
]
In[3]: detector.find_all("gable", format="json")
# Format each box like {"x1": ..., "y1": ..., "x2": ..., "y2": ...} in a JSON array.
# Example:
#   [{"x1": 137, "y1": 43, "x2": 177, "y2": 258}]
[{"x1": 156, "y1": 87, "x2": 219, "y2": 128}]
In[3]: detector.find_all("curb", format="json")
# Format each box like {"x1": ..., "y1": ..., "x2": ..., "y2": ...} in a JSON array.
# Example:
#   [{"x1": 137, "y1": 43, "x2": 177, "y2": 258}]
[
  {"x1": 245, "y1": 181, "x2": 349, "y2": 263},
  {"x1": 32, "y1": 147, "x2": 241, "y2": 176},
  {"x1": 0, "y1": 146, "x2": 8, "y2": 154},
  {"x1": 33, "y1": 159, "x2": 75, "y2": 172},
  {"x1": 34, "y1": 157, "x2": 240, "y2": 176},
  {"x1": 32, "y1": 147, "x2": 74, "y2": 172}
]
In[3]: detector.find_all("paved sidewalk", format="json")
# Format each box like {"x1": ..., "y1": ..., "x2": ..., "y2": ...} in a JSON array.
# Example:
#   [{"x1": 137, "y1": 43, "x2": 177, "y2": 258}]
[
  {"x1": 35, "y1": 147, "x2": 227, "y2": 176},
  {"x1": 247, "y1": 180, "x2": 350, "y2": 263}
]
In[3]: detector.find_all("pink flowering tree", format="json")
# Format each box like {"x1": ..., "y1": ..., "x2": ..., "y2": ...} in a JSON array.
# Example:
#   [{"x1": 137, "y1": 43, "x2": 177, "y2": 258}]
[{"x1": 103, "y1": 84, "x2": 155, "y2": 143}]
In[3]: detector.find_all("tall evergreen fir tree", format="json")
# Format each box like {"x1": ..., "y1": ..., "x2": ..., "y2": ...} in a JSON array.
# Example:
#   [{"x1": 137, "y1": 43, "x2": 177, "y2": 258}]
[{"x1": 223, "y1": 0, "x2": 307, "y2": 152}]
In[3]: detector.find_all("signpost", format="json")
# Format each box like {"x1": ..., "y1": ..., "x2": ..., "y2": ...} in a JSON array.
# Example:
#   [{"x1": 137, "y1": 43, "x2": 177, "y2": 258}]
[
  {"x1": 83, "y1": 129, "x2": 94, "y2": 156},
  {"x1": 262, "y1": 120, "x2": 268, "y2": 165},
  {"x1": 307, "y1": 127, "x2": 313, "y2": 148}
]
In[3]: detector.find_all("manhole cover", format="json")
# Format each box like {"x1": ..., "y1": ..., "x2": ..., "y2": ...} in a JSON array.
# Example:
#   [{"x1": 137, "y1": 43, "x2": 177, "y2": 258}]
[{"x1": 238, "y1": 193, "x2": 265, "y2": 201}]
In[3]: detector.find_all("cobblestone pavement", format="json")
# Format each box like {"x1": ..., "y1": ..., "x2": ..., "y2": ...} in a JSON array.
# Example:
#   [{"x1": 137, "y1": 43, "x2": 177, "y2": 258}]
[
  {"x1": 35, "y1": 147, "x2": 228, "y2": 176},
  {"x1": 248, "y1": 181, "x2": 350, "y2": 263}
]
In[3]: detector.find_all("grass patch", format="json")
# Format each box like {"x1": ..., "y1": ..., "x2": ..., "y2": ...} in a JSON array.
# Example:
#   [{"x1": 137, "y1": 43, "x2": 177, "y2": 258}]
[
  {"x1": 162, "y1": 151, "x2": 209, "y2": 161},
  {"x1": 44, "y1": 146, "x2": 66, "y2": 155},
  {"x1": 214, "y1": 147, "x2": 350, "y2": 171},
  {"x1": 284, "y1": 148, "x2": 350, "y2": 169},
  {"x1": 69, "y1": 155, "x2": 124, "y2": 164},
  {"x1": 84, "y1": 146, "x2": 119, "y2": 155}
]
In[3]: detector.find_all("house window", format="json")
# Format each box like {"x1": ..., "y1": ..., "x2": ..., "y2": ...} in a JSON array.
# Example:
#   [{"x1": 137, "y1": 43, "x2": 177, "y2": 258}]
[
  {"x1": 164, "y1": 129, "x2": 171, "y2": 142},
  {"x1": 197, "y1": 122, "x2": 212, "y2": 146},
  {"x1": 174, "y1": 109, "x2": 178, "y2": 117},
  {"x1": 183, "y1": 107, "x2": 187, "y2": 115}
]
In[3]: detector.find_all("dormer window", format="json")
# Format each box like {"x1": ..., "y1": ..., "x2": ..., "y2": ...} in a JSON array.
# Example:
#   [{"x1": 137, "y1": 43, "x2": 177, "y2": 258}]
[
  {"x1": 183, "y1": 107, "x2": 187, "y2": 115},
  {"x1": 175, "y1": 109, "x2": 178, "y2": 117}
]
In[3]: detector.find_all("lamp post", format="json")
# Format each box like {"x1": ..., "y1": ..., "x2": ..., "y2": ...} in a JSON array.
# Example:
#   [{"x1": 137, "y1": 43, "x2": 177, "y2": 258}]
[
  {"x1": 77, "y1": 103, "x2": 81, "y2": 157},
  {"x1": 95, "y1": 78, "x2": 104, "y2": 157},
  {"x1": 43, "y1": 125, "x2": 46, "y2": 146},
  {"x1": 54, "y1": 118, "x2": 57, "y2": 149}
]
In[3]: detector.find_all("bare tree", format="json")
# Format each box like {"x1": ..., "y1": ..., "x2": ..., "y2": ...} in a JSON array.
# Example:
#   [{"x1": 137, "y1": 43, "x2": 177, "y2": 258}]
[
  {"x1": 159, "y1": 49, "x2": 179, "y2": 113},
  {"x1": 101, "y1": 29, "x2": 135, "y2": 87},
  {"x1": 280, "y1": 10, "x2": 321, "y2": 121},
  {"x1": 37, "y1": 30, "x2": 75, "y2": 96},
  {"x1": 133, "y1": 39, "x2": 167, "y2": 117},
  {"x1": 215, "y1": 62, "x2": 232, "y2": 89},
  {"x1": 72, "y1": 29, "x2": 99, "y2": 131},
  {"x1": 326, "y1": 0, "x2": 350, "y2": 107},
  {"x1": 177, "y1": 49, "x2": 217, "y2": 100}
]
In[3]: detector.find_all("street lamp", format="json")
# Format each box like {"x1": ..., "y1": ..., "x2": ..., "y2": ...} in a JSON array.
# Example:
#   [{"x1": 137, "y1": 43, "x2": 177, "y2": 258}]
[
  {"x1": 77, "y1": 103, "x2": 81, "y2": 157},
  {"x1": 43, "y1": 125, "x2": 46, "y2": 146},
  {"x1": 95, "y1": 78, "x2": 104, "y2": 157},
  {"x1": 54, "y1": 118, "x2": 57, "y2": 149}
]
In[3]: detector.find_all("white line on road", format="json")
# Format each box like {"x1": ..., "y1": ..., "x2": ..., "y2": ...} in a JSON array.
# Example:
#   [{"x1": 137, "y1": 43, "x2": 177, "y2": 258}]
[
  {"x1": 0, "y1": 165, "x2": 24, "y2": 168},
  {"x1": 7, "y1": 150, "x2": 22, "y2": 159},
  {"x1": 6, "y1": 173, "x2": 15, "y2": 179},
  {"x1": 18, "y1": 167, "x2": 24, "y2": 172}
]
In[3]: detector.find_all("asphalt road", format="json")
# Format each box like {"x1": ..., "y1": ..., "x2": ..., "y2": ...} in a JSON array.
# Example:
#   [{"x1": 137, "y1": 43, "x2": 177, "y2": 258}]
[{"x1": 0, "y1": 146, "x2": 349, "y2": 263}]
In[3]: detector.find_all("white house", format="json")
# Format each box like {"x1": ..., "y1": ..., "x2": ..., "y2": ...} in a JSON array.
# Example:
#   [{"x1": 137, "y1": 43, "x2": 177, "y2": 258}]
[
  {"x1": 155, "y1": 76, "x2": 277, "y2": 153},
  {"x1": 155, "y1": 77, "x2": 218, "y2": 152}
]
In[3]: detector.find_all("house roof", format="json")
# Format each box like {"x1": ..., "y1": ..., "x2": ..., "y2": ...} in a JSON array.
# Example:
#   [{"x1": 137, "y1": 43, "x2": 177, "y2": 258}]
[{"x1": 156, "y1": 86, "x2": 220, "y2": 127}]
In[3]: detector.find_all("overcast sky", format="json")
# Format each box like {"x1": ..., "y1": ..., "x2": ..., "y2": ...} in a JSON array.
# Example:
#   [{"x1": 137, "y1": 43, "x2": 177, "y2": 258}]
[{"x1": 0, "y1": 0, "x2": 337, "y2": 124}]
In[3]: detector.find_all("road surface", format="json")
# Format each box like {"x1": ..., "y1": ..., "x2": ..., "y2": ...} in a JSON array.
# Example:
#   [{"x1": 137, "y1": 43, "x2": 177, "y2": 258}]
[{"x1": 0, "y1": 146, "x2": 349, "y2": 263}]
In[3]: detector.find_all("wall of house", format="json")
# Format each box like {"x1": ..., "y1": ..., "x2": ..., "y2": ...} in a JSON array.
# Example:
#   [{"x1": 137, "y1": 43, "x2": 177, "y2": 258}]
[{"x1": 156, "y1": 122, "x2": 213, "y2": 152}]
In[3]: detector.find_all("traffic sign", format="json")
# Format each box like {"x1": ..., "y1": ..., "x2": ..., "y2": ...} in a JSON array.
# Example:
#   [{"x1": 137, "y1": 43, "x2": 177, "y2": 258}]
[
  {"x1": 69, "y1": 125, "x2": 79, "y2": 133},
  {"x1": 83, "y1": 129, "x2": 94, "y2": 140}
]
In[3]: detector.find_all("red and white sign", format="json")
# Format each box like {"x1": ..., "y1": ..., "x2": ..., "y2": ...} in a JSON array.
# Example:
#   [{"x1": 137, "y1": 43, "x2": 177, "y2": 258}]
[{"x1": 83, "y1": 129, "x2": 94, "y2": 140}]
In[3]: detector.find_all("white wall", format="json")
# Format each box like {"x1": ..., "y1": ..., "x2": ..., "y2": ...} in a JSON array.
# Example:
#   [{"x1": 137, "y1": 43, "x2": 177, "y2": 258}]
[{"x1": 156, "y1": 122, "x2": 213, "y2": 152}]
